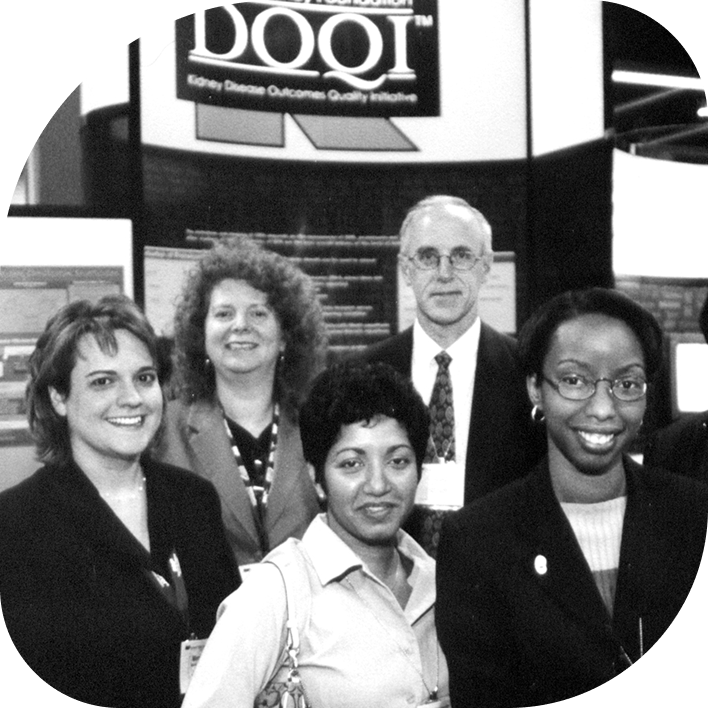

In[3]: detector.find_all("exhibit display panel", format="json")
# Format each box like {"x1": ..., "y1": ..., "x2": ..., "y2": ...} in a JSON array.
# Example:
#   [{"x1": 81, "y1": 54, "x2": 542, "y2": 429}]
[
  {"x1": 613, "y1": 149, "x2": 708, "y2": 279},
  {"x1": 0, "y1": 218, "x2": 132, "y2": 485},
  {"x1": 140, "y1": 1, "x2": 530, "y2": 162},
  {"x1": 670, "y1": 333, "x2": 708, "y2": 417}
]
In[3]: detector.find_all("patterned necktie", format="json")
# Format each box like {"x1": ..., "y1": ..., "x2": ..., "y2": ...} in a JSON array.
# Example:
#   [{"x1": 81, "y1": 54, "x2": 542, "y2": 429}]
[
  {"x1": 426, "y1": 351, "x2": 455, "y2": 462},
  {"x1": 414, "y1": 351, "x2": 455, "y2": 559}
]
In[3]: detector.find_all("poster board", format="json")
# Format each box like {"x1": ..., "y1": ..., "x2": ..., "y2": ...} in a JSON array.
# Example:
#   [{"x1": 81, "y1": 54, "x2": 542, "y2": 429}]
[
  {"x1": 670, "y1": 333, "x2": 708, "y2": 417},
  {"x1": 145, "y1": 231, "x2": 400, "y2": 354},
  {"x1": 140, "y1": 2, "x2": 530, "y2": 162},
  {"x1": 0, "y1": 217, "x2": 132, "y2": 488}
]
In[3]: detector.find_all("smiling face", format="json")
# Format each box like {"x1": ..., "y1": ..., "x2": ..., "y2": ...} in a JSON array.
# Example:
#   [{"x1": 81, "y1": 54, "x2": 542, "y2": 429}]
[
  {"x1": 400, "y1": 204, "x2": 491, "y2": 346},
  {"x1": 204, "y1": 278, "x2": 285, "y2": 384},
  {"x1": 527, "y1": 314, "x2": 647, "y2": 502},
  {"x1": 49, "y1": 329, "x2": 163, "y2": 471},
  {"x1": 324, "y1": 415, "x2": 419, "y2": 553}
]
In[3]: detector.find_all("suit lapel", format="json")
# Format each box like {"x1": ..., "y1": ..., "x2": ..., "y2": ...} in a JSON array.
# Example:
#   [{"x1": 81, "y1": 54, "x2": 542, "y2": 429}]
[
  {"x1": 465, "y1": 324, "x2": 507, "y2": 497},
  {"x1": 185, "y1": 401, "x2": 260, "y2": 547},
  {"x1": 515, "y1": 463, "x2": 613, "y2": 637},
  {"x1": 467, "y1": 324, "x2": 493, "y2": 465},
  {"x1": 46, "y1": 461, "x2": 151, "y2": 564},
  {"x1": 262, "y1": 412, "x2": 304, "y2": 530},
  {"x1": 611, "y1": 459, "x2": 669, "y2": 657}
]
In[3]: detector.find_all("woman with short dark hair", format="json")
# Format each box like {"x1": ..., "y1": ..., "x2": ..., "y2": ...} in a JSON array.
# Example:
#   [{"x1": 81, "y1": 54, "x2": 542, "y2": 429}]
[{"x1": 182, "y1": 360, "x2": 450, "y2": 708}]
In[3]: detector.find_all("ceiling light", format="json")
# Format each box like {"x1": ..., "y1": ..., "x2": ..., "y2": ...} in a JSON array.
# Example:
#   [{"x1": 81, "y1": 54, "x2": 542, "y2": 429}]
[{"x1": 612, "y1": 70, "x2": 705, "y2": 90}]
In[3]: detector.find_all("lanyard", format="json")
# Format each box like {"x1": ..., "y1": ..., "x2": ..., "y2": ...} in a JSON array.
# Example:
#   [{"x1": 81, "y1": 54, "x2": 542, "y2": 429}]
[{"x1": 222, "y1": 403, "x2": 280, "y2": 552}]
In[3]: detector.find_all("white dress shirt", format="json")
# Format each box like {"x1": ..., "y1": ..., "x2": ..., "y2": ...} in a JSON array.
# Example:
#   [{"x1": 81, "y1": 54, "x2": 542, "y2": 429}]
[
  {"x1": 411, "y1": 317, "x2": 481, "y2": 472},
  {"x1": 182, "y1": 514, "x2": 449, "y2": 708}
]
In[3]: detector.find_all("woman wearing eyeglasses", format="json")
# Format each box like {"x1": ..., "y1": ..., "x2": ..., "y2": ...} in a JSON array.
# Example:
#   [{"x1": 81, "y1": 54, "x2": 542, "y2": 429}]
[{"x1": 436, "y1": 287, "x2": 708, "y2": 707}]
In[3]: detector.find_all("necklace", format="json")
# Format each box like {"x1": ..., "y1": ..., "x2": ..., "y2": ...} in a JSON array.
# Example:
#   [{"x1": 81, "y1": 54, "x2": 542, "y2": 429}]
[{"x1": 99, "y1": 474, "x2": 146, "y2": 500}]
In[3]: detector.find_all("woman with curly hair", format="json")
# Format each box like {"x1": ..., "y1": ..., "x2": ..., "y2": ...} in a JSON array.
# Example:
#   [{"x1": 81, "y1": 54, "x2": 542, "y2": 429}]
[{"x1": 154, "y1": 236, "x2": 328, "y2": 571}]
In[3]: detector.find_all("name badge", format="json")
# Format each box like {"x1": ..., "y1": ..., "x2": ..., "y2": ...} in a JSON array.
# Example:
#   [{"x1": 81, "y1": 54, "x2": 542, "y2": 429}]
[
  {"x1": 415, "y1": 462, "x2": 464, "y2": 508},
  {"x1": 180, "y1": 637, "x2": 207, "y2": 694}
]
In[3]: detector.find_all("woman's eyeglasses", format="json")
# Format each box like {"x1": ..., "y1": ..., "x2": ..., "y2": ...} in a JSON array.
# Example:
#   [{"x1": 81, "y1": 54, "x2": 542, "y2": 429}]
[{"x1": 542, "y1": 374, "x2": 647, "y2": 402}]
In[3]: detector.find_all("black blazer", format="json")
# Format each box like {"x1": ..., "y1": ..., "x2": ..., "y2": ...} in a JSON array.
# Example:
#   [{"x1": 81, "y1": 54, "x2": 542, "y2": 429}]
[
  {"x1": 0, "y1": 457, "x2": 240, "y2": 708},
  {"x1": 435, "y1": 458, "x2": 708, "y2": 707},
  {"x1": 358, "y1": 323, "x2": 545, "y2": 502},
  {"x1": 643, "y1": 411, "x2": 708, "y2": 484}
]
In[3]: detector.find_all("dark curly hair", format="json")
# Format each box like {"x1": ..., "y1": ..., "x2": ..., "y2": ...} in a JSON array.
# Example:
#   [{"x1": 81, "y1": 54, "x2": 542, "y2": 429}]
[
  {"x1": 299, "y1": 360, "x2": 430, "y2": 491},
  {"x1": 26, "y1": 295, "x2": 161, "y2": 468},
  {"x1": 171, "y1": 235, "x2": 327, "y2": 415},
  {"x1": 519, "y1": 287, "x2": 664, "y2": 382}
]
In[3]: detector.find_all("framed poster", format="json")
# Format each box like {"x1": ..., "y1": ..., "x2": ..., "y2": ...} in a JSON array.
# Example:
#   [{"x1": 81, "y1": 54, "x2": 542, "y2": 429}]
[{"x1": 0, "y1": 217, "x2": 131, "y2": 466}]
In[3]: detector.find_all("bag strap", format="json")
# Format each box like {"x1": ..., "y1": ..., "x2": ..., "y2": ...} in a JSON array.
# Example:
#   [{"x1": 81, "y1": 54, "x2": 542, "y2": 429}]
[
  {"x1": 260, "y1": 555, "x2": 312, "y2": 707},
  {"x1": 265, "y1": 553, "x2": 315, "y2": 682},
  {"x1": 264, "y1": 560, "x2": 300, "y2": 661}
]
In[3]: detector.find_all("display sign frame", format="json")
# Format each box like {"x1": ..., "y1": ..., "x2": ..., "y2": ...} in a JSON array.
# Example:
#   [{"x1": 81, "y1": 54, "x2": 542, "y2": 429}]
[
  {"x1": 0, "y1": 217, "x2": 132, "y2": 458},
  {"x1": 175, "y1": 1, "x2": 440, "y2": 118}
]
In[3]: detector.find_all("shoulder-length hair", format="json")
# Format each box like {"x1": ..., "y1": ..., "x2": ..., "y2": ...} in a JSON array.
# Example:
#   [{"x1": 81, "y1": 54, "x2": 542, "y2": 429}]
[
  {"x1": 27, "y1": 295, "x2": 161, "y2": 468},
  {"x1": 519, "y1": 287, "x2": 664, "y2": 381},
  {"x1": 171, "y1": 236, "x2": 328, "y2": 416}
]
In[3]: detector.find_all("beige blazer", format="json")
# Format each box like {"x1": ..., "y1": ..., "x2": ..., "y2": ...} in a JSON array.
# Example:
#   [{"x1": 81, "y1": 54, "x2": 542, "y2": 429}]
[{"x1": 153, "y1": 398, "x2": 320, "y2": 567}]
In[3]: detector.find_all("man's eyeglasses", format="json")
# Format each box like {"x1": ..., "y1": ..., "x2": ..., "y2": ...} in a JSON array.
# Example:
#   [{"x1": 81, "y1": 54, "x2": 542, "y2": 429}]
[
  {"x1": 542, "y1": 374, "x2": 647, "y2": 402},
  {"x1": 407, "y1": 247, "x2": 483, "y2": 271}
]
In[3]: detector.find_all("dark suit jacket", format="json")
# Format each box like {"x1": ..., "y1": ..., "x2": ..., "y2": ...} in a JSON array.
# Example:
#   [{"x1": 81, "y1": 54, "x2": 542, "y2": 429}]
[
  {"x1": 0, "y1": 457, "x2": 240, "y2": 708},
  {"x1": 643, "y1": 411, "x2": 708, "y2": 484},
  {"x1": 436, "y1": 458, "x2": 708, "y2": 707},
  {"x1": 358, "y1": 323, "x2": 545, "y2": 502},
  {"x1": 155, "y1": 398, "x2": 320, "y2": 566}
]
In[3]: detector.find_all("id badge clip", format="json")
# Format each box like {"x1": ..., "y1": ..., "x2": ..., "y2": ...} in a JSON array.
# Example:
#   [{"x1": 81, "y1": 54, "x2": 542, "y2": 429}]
[
  {"x1": 180, "y1": 636, "x2": 207, "y2": 694},
  {"x1": 415, "y1": 461, "x2": 464, "y2": 508}
]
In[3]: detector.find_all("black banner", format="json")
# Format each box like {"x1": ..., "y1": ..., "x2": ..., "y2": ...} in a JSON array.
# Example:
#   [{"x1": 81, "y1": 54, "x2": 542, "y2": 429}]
[{"x1": 175, "y1": 0, "x2": 439, "y2": 117}]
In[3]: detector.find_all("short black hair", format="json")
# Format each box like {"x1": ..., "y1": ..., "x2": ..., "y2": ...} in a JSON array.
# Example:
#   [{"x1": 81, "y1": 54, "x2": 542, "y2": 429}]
[
  {"x1": 519, "y1": 287, "x2": 664, "y2": 381},
  {"x1": 299, "y1": 361, "x2": 430, "y2": 490}
]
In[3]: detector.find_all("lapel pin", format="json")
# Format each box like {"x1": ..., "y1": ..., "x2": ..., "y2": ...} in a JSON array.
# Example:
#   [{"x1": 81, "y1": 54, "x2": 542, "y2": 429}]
[{"x1": 534, "y1": 554, "x2": 548, "y2": 576}]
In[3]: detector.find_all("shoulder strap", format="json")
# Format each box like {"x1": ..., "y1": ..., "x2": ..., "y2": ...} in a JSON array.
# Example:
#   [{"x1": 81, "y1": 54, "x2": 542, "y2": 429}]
[
  {"x1": 263, "y1": 542, "x2": 312, "y2": 654},
  {"x1": 264, "y1": 560, "x2": 300, "y2": 659},
  {"x1": 256, "y1": 556, "x2": 312, "y2": 708}
]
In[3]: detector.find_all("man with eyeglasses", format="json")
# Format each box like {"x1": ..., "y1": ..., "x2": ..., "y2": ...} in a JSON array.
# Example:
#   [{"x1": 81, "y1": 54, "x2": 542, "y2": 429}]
[{"x1": 357, "y1": 195, "x2": 544, "y2": 556}]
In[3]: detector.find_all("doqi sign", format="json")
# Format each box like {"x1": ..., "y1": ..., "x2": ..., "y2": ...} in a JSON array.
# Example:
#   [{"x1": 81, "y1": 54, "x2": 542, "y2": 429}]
[{"x1": 176, "y1": 0, "x2": 439, "y2": 116}]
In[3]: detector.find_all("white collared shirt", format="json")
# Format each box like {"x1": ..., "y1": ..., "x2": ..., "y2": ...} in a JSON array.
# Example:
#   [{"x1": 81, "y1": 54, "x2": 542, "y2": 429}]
[
  {"x1": 182, "y1": 514, "x2": 449, "y2": 708},
  {"x1": 411, "y1": 317, "x2": 481, "y2": 473}
]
